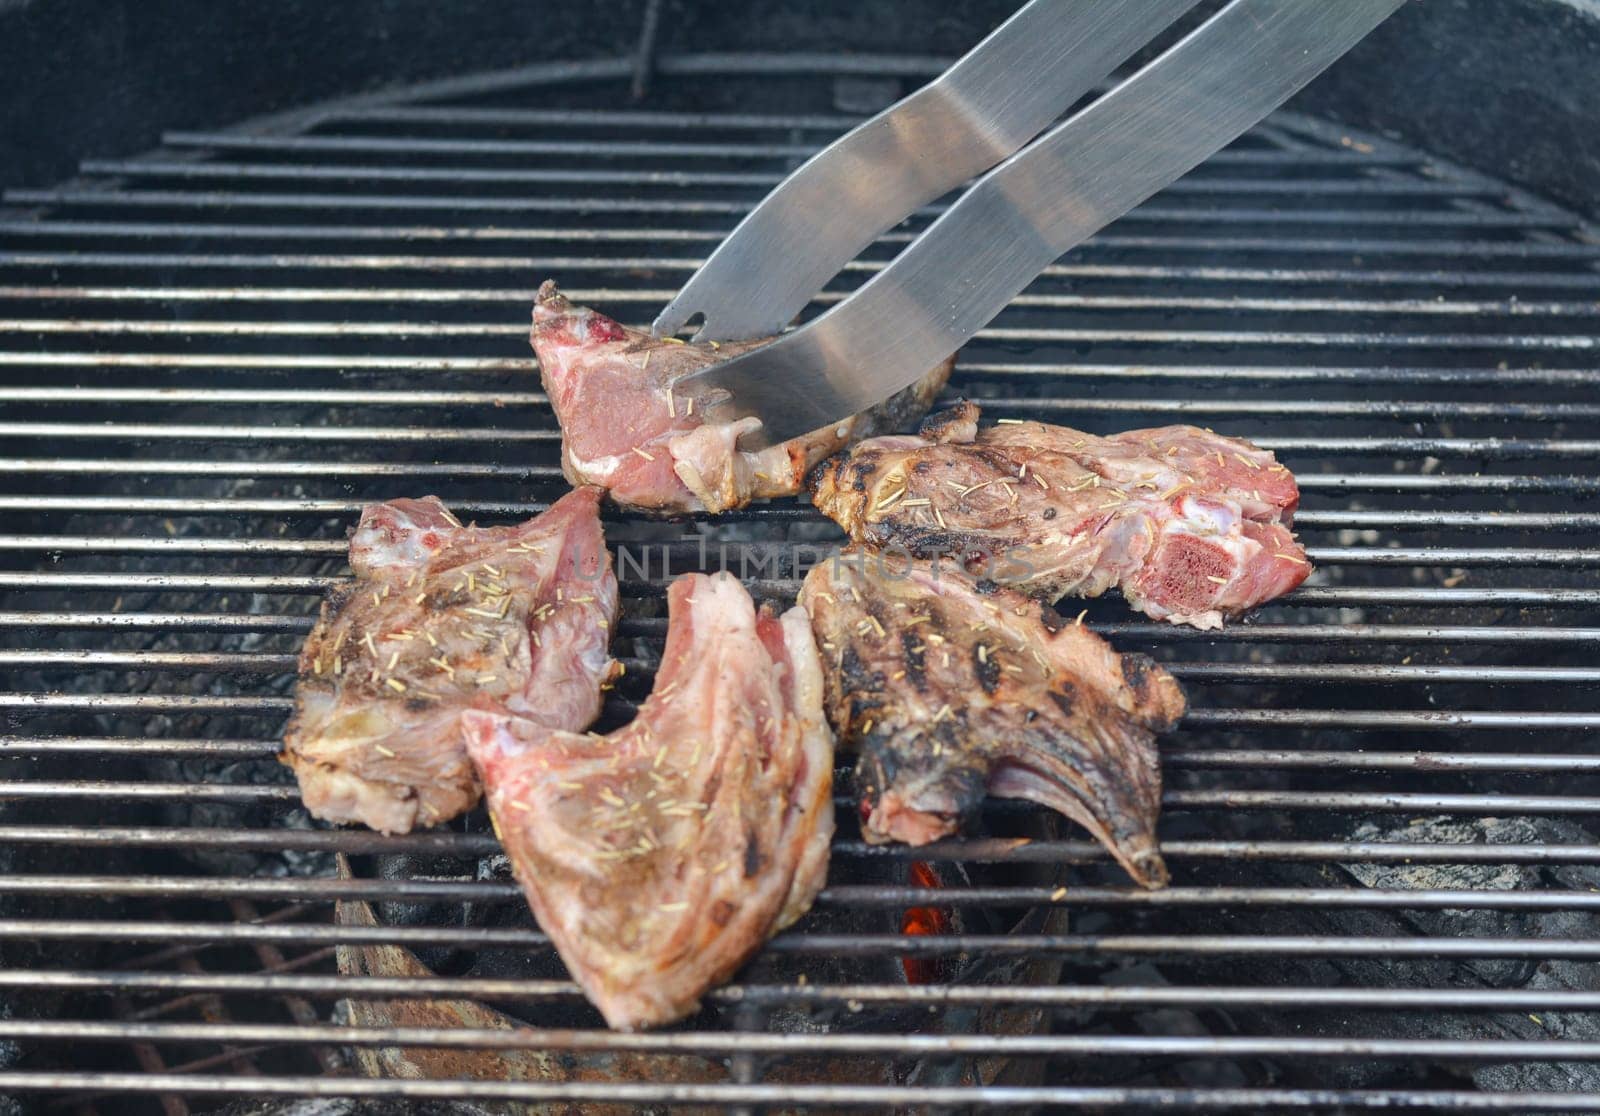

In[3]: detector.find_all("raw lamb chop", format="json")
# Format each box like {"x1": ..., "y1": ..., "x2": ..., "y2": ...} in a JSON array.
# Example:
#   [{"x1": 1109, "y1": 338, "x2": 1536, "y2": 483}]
[
  {"x1": 282, "y1": 487, "x2": 618, "y2": 834},
  {"x1": 462, "y1": 571, "x2": 834, "y2": 1030},
  {"x1": 801, "y1": 552, "x2": 1183, "y2": 888},
  {"x1": 810, "y1": 401, "x2": 1311, "y2": 629},
  {"x1": 531, "y1": 280, "x2": 953, "y2": 515}
]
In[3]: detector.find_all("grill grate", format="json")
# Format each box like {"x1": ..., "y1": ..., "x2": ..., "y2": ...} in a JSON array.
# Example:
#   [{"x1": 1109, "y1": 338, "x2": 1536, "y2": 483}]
[{"x1": 2, "y1": 51, "x2": 1600, "y2": 1112}]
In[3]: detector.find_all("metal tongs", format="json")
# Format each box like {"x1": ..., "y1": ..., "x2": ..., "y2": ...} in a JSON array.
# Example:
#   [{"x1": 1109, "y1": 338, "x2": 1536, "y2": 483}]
[{"x1": 655, "y1": 0, "x2": 1405, "y2": 445}]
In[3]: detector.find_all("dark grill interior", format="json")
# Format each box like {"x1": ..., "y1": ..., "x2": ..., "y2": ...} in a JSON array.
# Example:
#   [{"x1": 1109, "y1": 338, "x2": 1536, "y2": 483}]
[{"x1": 1, "y1": 50, "x2": 1599, "y2": 1113}]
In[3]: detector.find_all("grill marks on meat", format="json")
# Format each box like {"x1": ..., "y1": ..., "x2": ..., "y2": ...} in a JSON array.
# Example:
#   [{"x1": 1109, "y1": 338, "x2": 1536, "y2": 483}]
[
  {"x1": 282, "y1": 487, "x2": 619, "y2": 834},
  {"x1": 531, "y1": 281, "x2": 953, "y2": 514},
  {"x1": 800, "y1": 554, "x2": 1183, "y2": 889},
  {"x1": 462, "y1": 572, "x2": 834, "y2": 1030},
  {"x1": 810, "y1": 401, "x2": 1311, "y2": 629}
]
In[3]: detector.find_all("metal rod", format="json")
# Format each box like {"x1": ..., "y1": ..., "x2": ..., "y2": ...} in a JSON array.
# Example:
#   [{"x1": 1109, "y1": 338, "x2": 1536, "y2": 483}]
[
  {"x1": 1178, "y1": 711, "x2": 1600, "y2": 730},
  {"x1": 4, "y1": 229, "x2": 1599, "y2": 287},
  {"x1": 6, "y1": 383, "x2": 1600, "y2": 421},
  {"x1": 4, "y1": 876, "x2": 1599, "y2": 909},
  {"x1": 321, "y1": 103, "x2": 864, "y2": 130},
  {"x1": 174, "y1": 133, "x2": 824, "y2": 160},
  {"x1": 0, "y1": 1074, "x2": 1598, "y2": 1109},
  {"x1": 0, "y1": 386, "x2": 542, "y2": 405},
  {"x1": 14, "y1": 970, "x2": 1600, "y2": 1012},
  {"x1": 0, "y1": 461, "x2": 550, "y2": 479},
  {"x1": 0, "y1": 572, "x2": 338, "y2": 591},
  {"x1": 3, "y1": 778, "x2": 1599, "y2": 808},
  {"x1": 12, "y1": 241, "x2": 1600, "y2": 290},
  {"x1": 2, "y1": 460, "x2": 1595, "y2": 495},
  {"x1": 5, "y1": 422, "x2": 1598, "y2": 461},
  {"x1": 0, "y1": 208, "x2": 1582, "y2": 244},
  {"x1": 0, "y1": 425, "x2": 557, "y2": 443},
  {"x1": 9, "y1": 651, "x2": 1596, "y2": 687},
  {"x1": 0, "y1": 351, "x2": 521, "y2": 370},
  {"x1": 4, "y1": 826, "x2": 1600, "y2": 864},
  {"x1": 1169, "y1": 664, "x2": 1600, "y2": 683},
  {"x1": 957, "y1": 362, "x2": 1600, "y2": 385},
  {"x1": 323, "y1": 104, "x2": 866, "y2": 131},
  {"x1": 5, "y1": 1017, "x2": 1600, "y2": 1060},
  {"x1": 74, "y1": 159, "x2": 1502, "y2": 196},
  {"x1": 3, "y1": 339, "x2": 1590, "y2": 389},
  {"x1": 158, "y1": 131, "x2": 1428, "y2": 169},
  {"x1": 6, "y1": 492, "x2": 1600, "y2": 532},
  {"x1": 3, "y1": 738, "x2": 1597, "y2": 779},
  {"x1": 10, "y1": 612, "x2": 1600, "y2": 645},
  {"x1": 3, "y1": 179, "x2": 1572, "y2": 233},
  {"x1": 0, "y1": 574, "x2": 1594, "y2": 610},
  {"x1": 2, "y1": 919, "x2": 1597, "y2": 962},
  {"x1": 0, "y1": 651, "x2": 298, "y2": 670},
  {"x1": 0, "y1": 738, "x2": 273, "y2": 757},
  {"x1": 0, "y1": 695, "x2": 294, "y2": 712}
]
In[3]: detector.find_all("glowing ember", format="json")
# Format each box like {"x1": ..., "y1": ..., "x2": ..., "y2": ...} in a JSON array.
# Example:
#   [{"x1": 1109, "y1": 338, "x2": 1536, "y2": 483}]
[{"x1": 900, "y1": 861, "x2": 951, "y2": 984}]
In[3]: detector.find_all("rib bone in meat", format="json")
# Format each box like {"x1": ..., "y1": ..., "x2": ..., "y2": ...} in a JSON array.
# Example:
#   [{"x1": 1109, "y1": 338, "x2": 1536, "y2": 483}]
[
  {"x1": 463, "y1": 571, "x2": 835, "y2": 1030},
  {"x1": 800, "y1": 552, "x2": 1184, "y2": 888},
  {"x1": 282, "y1": 487, "x2": 618, "y2": 834},
  {"x1": 810, "y1": 401, "x2": 1311, "y2": 629}
]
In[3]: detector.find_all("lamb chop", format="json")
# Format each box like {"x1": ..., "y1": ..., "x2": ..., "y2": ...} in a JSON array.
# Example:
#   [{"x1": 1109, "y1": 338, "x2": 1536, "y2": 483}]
[
  {"x1": 281, "y1": 487, "x2": 619, "y2": 834},
  {"x1": 463, "y1": 572, "x2": 834, "y2": 1030},
  {"x1": 800, "y1": 553, "x2": 1184, "y2": 888},
  {"x1": 531, "y1": 280, "x2": 953, "y2": 515},
  {"x1": 810, "y1": 401, "x2": 1311, "y2": 629}
]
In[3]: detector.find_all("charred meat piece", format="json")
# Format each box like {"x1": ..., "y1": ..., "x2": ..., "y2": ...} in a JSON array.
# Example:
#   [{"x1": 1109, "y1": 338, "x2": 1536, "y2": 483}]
[
  {"x1": 531, "y1": 281, "x2": 953, "y2": 514},
  {"x1": 282, "y1": 487, "x2": 619, "y2": 834},
  {"x1": 800, "y1": 553, "x2": 1184, "y2": 888},
  {"x1": 810, "y1": 401, "x2": 1311, "y2": 629},
  {"x1": 463, "y1": 572, "x2": 834, "y2": 1030}
]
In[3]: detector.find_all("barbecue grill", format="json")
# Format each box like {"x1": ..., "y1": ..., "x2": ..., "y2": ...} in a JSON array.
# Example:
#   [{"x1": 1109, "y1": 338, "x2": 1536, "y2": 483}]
[{"x1": 2, "y1": 0, "x2": 1599, "y2": 1110}]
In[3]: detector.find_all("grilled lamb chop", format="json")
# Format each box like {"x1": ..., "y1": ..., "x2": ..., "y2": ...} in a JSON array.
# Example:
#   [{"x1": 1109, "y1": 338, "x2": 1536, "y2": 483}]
[
  {"x1": 800, "y1": 552, "x2": 1184, "y2": 888},
  {"x1": 531, "y1": 280, "x2": 953, "y2": 514},
  {"x1": 282, "y1": 487, "x2": 619, "y2": 834},
  {"x1": 810, "y1": 401, "x2": 1310, "y2": 629},
  {"x1": 463, "y1": 572, "x2": 834, "y2": 1030}
]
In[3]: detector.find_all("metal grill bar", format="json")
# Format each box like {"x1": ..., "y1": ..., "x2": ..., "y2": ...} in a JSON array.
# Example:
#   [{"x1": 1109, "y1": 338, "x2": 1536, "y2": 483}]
[
  {"x1": 4, "y1": 465, "x2": 1599, "y2": 498},
  {"x1": 9, "y1": 251, "x2": 1600, "y2": 295},
  {"x1": 5, "y1": 430, "x2": 1600, "y2": 467},
  {"x1": 10, "y1": 612, "x2": 1600, "y2": 647},
  {"x1": 5, "y1": 919, "x2": 1598, "y2": 960},
  {"x1": 6, "y1": 876, "x2": 1600, "y2": 911},
  {"x1": 9, "y1": 778, "x2": 1600, "y2": 808},
  {"x1": 14, "y1": 233, "x2": 1600, "y2": 264},
  {"x1": 11, "y1": 1019, "x2": 1600, "y2": 1061},
  {"x1": 8, "y1": 180, "x2": 1578, "y2": 231},
  {"x1": 3, "y1": 347, "x2": 1593, "y2": 389},
  {"x1": 0, "y1": 352, "x2": 522, "y2": 370},
  {"x1": 1, "y1": 575, "x2": 1594, "y2": 609},
  {"x1": 8, "y1": 827, "x2": 1600, "y2": 864},
  {"x1": 8, "y1": 386, "x2": 1600, "y2": 424},
  {"x1": 159, "y1": 130, "x2": 1433, "y2": 167},
  {"x1": 5, "y1": 496, "x2": 1600, "y2": 534},
  {"x1": 71, "y1": 158, "x2": 1511, "y2": 197},
  {"x1": 1, "y1": 574, "x2": 1597, "y2": 613},
  {"x1": 8, "y1": 652, "x2": 1598, "y2": 688},
  {"x1": 8, "y1": 736, "x2": 1600, "y2": 777},
  {"x1": 9, "y1": 971, "x2": 1600, "y2": 1012},
  {"x1": 321, "y1": 104, "x2": 869, "y2": 130},
  {"x1": 2, "y1": 1075, "x2": 1596, "y2": 1111},
  {"x1": 2, "y1": 210, "x2": 1588, "y2": 240}
]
